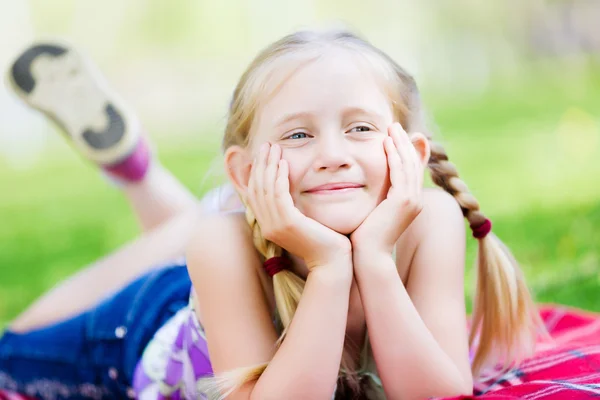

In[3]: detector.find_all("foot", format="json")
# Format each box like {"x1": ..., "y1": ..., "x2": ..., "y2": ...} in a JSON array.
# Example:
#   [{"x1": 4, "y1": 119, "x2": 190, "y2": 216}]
[{"x1": 7, "y1": 42, "x2": 150, "y2": 181}]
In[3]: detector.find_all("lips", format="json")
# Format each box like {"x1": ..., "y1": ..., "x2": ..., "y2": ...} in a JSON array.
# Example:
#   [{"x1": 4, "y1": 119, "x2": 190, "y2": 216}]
[{"x1": 305, "y1": 182, "x2": 364, "y2": 193}]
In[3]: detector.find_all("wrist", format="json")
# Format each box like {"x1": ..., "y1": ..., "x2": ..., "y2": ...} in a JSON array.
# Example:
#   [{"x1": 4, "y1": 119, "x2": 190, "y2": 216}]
[
  {"x1": 352, "y1": 249, "x2": 396, "y2": 276},
  {"x1": 308, "y1": 259, "x2": 353, "y2": 287},
  {"x1": 350, "y1": 237, "x2": 395, "y2": 258},
  {"x1": 305, "y1": 239, "x2": 353, "y2": 270},
  {"x1": 353, "y1": 248, "x2": 393, "y2": 265}
]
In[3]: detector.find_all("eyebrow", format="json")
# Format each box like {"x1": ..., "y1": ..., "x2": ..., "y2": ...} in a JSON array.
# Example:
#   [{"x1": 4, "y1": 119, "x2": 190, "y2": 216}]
[
  {"x1": 275, "y1": 107, "x2": 385, "y2": 127},
  {"x1": 275, "y1": 111, "x2": 315, "y2": 128},
  {"x1": 341, "y1": 106, "x2": 386, "y2": 121}
]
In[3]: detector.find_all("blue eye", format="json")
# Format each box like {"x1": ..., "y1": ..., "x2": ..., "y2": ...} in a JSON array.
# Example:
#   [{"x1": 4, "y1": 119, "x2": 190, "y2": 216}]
[
  {"x1": 350, "y1": 125, "x2": 372, "y2": 133},
  {"x1": 288, "y1": 132, "x2": 308, "y2": 139}
]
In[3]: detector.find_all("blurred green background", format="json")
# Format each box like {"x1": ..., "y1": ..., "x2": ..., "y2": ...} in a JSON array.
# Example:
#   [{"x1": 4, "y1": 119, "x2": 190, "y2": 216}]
[{"x1": 0, "y1": 0, "x2": 599, "y2": 328}]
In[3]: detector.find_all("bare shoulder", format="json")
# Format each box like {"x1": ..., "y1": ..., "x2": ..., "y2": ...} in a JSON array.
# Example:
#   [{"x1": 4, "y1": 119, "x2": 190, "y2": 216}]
[
  {"x1": 420, "y1": 188, "x2": 464, "y2": 227},
  {"x1": 186, "y1": 211, "x2": 258, "y2": 271},
  {"x1": 185, "y1": 211, "x2": 276, "y2": 324},
  {"x1": 185, "y1": 211, "x2": 266, "y2": 314},
  {"x1": 409, "y1": 188, "x2": 466, "y2": 269},
  {"x1": 396, "y1": 188, "x2": 464, "y2": 279},
  {"x1": 413, "y1": 188, "x2": 466, "y2": 256}
]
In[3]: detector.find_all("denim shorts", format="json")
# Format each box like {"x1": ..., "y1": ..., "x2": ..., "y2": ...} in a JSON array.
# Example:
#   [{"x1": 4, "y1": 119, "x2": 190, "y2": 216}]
[{"x1": 0, "y1": 262, "x2": 191, "y2": 400}]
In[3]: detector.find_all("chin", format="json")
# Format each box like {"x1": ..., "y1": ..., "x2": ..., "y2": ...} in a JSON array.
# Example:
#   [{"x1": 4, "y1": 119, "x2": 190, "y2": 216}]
[{"x1": 306, "y1": 208, "x2": 371, "y2": 235}]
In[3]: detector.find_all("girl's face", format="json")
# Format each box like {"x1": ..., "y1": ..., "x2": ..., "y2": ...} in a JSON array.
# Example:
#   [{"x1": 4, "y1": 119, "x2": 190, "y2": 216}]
[{"x1": 250, "y1": 50, "x2": 395, "y2": 234}]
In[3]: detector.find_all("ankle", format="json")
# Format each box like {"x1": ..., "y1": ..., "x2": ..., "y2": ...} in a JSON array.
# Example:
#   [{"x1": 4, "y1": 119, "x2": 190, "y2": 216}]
[{"x1": 103, "y1": 137, "x2": 151, "y2": 182}]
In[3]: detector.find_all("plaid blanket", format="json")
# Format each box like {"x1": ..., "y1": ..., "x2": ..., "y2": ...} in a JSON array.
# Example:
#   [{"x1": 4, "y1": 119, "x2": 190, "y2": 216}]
[
  {"x1": 0, "y1": 392, "x2": 33, "y2": 400},
  {"x1": 2, "y1": 305, "x2": 599, "y2": 400},
  {"x1": 447, "y1": 304, "x2": 600, "y2": 400}
]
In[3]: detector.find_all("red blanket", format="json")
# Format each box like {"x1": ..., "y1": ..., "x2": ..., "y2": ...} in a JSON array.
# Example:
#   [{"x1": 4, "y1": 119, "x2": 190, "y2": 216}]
[
  {"x1": 0, "y1": 392, "x2": 33, "y2": 400},
  {"x1": 1, "y1": 305, "x2": 599, "y2": 400},
  {"x1": 448, "y1": 305, "x2": 600, "y2": 400}
]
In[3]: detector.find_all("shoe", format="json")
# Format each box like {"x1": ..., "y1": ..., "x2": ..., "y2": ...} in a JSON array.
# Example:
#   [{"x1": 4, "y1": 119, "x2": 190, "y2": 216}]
[{"x1": 7, "y1": 41, "x2": 149, "y2": 180}]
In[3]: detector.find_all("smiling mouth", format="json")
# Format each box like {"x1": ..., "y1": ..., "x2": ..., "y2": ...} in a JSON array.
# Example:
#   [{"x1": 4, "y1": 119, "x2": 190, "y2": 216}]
[{"x1": 304, "y1": 184, "x2": 365, "y2": 195}]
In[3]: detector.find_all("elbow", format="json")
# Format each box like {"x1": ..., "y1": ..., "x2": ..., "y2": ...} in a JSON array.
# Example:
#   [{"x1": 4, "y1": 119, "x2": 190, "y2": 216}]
[
  {"x1": 400, "y1": 373, "x2": 473, "y2": 400},
  {"x1": 436, "y1": 363, "x2": 473, "y2": 398},
  {"x1": 458, "y1": 369, "x2": 474, "y2": 396},
  {"x1": 437, "y1": 374, "x2": 474, "y2": 399},
  {"x1": 446, "y1": 383, "x2": 473, "y2": 398}
]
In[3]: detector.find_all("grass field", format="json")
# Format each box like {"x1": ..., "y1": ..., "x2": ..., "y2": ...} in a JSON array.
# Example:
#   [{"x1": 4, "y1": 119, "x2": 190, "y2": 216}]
[{"x1": 1, "y1": 70, "x2": 599, "y2": 328}]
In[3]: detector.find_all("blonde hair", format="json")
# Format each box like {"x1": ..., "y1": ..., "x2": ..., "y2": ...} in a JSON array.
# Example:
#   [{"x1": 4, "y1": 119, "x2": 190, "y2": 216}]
[{"x1": 207, "y1": 28, "x2": 546, "y2": 399}]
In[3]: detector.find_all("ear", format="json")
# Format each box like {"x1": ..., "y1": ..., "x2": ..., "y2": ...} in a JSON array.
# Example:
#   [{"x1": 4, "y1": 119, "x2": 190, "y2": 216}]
[
  {"x1": 409, "y1": 132, "x2": 430, "y2": 167},
  {"x1": 224, "y1": 145, "x2": 252, "y2": 200}
]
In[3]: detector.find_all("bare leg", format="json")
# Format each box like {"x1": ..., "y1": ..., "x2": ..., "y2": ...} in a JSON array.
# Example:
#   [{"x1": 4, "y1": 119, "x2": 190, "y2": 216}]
[
  {"x1": 120, "y1": 157, "x2": 199, "y2": 232},
  {"x1": 9, "y1": 187, "x2": 243, "y2": 334},
  {"x1": 8, "y1": 41, "x2": 200, "y2": 231},
  {"x1": 8, "y1": 206, "x2": 201, "y2": 333}
]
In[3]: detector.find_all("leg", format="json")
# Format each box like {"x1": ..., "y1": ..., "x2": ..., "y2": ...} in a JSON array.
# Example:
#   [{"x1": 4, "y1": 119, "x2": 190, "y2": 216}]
[
  {"x1": 8, "y1": 41, "x2": 199, "y2": 232},
  {"x1": 7, "y1": 205, "x2": 200, "y2": 334},
  {"x1": 120, "y1": 162, "x2": 199, "y2": 232}
]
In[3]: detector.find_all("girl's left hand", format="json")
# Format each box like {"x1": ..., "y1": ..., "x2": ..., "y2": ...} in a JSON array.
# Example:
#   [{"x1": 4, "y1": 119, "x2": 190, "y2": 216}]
[{"x1": 350, "y1": 122, "x2": 426, "y2": 256}]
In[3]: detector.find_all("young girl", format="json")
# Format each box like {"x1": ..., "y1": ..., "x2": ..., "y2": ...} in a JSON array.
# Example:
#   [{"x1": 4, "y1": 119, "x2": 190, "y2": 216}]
[{"x1": 1, "y1": 29, "x2": 545, "y2": 400}]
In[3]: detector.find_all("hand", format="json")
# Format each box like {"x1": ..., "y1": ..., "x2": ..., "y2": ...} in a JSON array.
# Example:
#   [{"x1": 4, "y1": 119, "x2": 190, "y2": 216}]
[
  {"x1": 246, "y1": 142, "x2": 352, "y2": 271},
  {"x1": 350, "y1": 123, "x2": 426, "y2": 256}
]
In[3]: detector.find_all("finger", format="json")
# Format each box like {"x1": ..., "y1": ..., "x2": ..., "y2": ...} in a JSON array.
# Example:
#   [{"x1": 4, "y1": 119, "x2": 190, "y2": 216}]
[
  {"x1": 410, "y1": 135, "x2": 425, "y2": 190},
  {"x1": 274, "y1": 158, "x2": 308, "y2": 245},
  {"x1": 252, "y1": 143, "x2": 270, "y2": 223},
  {"x1": 264, "y1": 143, "x2": 282, "y2": 221},
  {"x1": 274, "y1": 158, "x2": 296, "y2": 219},
  {"x1": 384, "y1": 136, "x2": 403, "y2": 190},
  {"x1": 246, "y1": 152, "x2": 259, "y2": 211},
  {"x1": 391, "y1": 123, "x2": 415, "y2": 190},
  {"x1": 408, "y1": 133, "x2": 426, "y2": 193},
  {"x1": 388, "y1": 124, "x2": 403, "y2": 168},
  {"x1": 391, "y1": 123, "x2": 412, "y2": 170}
]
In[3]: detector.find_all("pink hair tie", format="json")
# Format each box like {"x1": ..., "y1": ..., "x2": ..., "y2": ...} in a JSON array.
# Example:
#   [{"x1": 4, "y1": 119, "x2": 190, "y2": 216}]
[
  {"x1": 471, "y1": 218, "x2": 492, "y2": 239},
  {"x1": 264, "y1": 256, "x2": 291, "y2": 277}
]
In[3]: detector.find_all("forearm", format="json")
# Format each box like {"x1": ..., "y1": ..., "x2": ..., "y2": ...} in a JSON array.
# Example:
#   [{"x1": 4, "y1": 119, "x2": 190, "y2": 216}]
[
  {"x1": 252, "y1": 262, "x2": 353, "y2": 400},
  {"x1": 354, "y1": 252, "x2": 471, "y2": 399}
]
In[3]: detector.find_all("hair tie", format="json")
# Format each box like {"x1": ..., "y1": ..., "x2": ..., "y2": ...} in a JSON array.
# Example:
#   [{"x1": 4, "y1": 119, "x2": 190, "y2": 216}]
[
  {"x1": 470, "y1": 218, "x2": 492, "y2": 239},
  {"x1": 264, "y1": 256, "x2": 291, "y2": 277}
]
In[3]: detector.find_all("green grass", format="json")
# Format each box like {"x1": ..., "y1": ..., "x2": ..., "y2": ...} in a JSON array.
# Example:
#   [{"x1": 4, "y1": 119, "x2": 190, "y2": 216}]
[{"x1": 1, "y1": 71, "x2": 599, "y2": 327}]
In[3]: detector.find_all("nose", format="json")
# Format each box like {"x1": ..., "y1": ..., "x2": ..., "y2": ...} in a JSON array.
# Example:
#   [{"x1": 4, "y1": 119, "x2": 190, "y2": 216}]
[{"x1": 313, "y1": 133, "x2": 352, "y2": 172}]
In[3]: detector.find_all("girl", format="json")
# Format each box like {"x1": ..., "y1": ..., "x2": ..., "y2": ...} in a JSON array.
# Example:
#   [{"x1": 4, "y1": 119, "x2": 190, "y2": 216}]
[{"x1": 1, "y1": 29, "x2": 545, "y2": 400}]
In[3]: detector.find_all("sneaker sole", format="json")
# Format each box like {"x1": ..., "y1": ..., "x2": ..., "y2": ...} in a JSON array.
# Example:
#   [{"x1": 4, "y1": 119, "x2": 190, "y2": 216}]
[{"x1": 7, "y1": 42, "x2": 139, "y2": 165}]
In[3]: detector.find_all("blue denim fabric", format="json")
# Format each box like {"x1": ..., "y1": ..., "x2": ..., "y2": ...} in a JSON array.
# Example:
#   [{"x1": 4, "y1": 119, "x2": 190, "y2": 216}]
[{"x1": 0, "y1": 263, "x2": 191, "y2": 400}]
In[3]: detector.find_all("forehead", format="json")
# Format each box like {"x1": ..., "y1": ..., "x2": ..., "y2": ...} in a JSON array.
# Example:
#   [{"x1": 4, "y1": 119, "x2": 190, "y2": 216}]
[{"x1": 252, "y1": 49, "x2": 393, "y2": 130}]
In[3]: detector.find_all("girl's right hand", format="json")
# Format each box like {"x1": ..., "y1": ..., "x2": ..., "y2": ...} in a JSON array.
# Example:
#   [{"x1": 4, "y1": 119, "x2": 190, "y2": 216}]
[{"x1": 246, "y1": 142, "x2": 352, "y2": 272}]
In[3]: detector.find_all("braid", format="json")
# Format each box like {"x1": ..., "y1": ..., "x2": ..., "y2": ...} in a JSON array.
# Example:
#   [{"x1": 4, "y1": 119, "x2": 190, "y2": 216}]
[
  {"x1": 428, "y1": 141, "x2": 487, "y2": 228},
  {"x1": 244, "y1": 205, "x2": 282, "y2": 260},
  {"x1": 243, "y1": 204, "x2": 305, "y2": 329},
  {"x1": 427, "y1": 139, "x2": 546, "y2": 378}
]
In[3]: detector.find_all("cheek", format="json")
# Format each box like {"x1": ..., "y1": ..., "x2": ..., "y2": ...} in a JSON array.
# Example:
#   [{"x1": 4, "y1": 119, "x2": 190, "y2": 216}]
[
  {"x1": 281, "y1": 152, "x2": 307, "y2": 195},
  {"x1": 364, "y1": 144, "x2": 390, "y2": 200}
]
